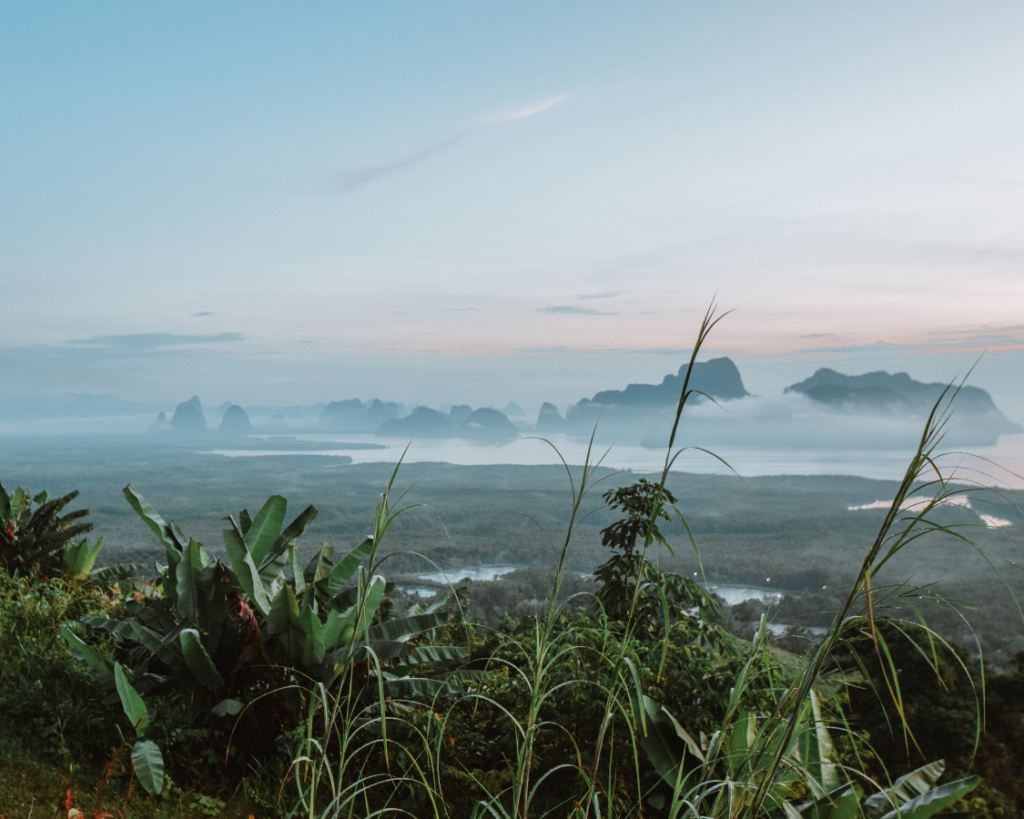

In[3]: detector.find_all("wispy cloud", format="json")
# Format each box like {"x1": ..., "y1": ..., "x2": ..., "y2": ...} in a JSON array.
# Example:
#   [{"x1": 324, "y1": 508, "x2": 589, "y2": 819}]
[
  {"x1": 512, "y1": 344, "x2": 691, "y2": 355},
  {"x1": 486, "y1": 93, "x2": 574, "y2": 125},
  {"x1": 801, "y1": 335, "x2": 1024, "y2": 357},
  {"x1": 536, "y1": 305, "x2": 612, "y2": 316},
  {"x1": 192, "y1": 311, "x2": 214, "y2": 317},
  {"x1": 68, "y1": 333, "x2": 245, "y2": 351},
  {"x1": 334, "y1": 92, "x2": 574, "y2": 193},
  {"x1": 579, "y1": 291, "x2": 620, "y2": 300}
]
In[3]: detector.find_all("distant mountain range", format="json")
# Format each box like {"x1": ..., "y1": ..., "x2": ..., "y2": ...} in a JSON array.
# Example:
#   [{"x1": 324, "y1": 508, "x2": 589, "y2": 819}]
[
  {"x1": 3, "y1": 358, "x2": 1019, "y2": 449},
  {"x1": 785, "y1": 368, "x2": 1020, "y2": 429},
  {"x1": 377, "y1": 407, "x2": 518, "y2": 441},
  {"x1": 590, "y1": 358, "x2": 749, "y2": 406},
  {"x1": 564, "y1": 358, "x2": 750, "y2": 437},
  {"x1": 319, "y1": 398, "x2": 404, "y2": 433},
  {"x1": 560, "y1": 359, "x2": 1019, "y2": 448}
]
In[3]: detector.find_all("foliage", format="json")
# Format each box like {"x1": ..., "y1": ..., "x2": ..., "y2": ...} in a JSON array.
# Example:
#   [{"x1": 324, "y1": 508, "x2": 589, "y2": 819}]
[
  {"x1": 594, "y1": 478, "x2": 719, "y2": 629},
  {"x1": 0, "y1": 569, "x2": 124, "y2": 765},
  {"x1": 0, "y1": 482, "x2": 93, "y2": 576},
  {"x1": 842, "y1": 623, "x2": 1024, "y2": 818},
  {"x1": 65, "y1": 484, "x2": 459, "y2": 797},
  {"x1": 3, "y1": 306, "x2": 1014, "y2": 817}
]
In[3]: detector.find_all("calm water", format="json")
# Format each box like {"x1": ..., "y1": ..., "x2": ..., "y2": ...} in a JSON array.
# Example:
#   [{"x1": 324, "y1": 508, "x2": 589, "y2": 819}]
[
  {"x1": 210, "y1": 432, "x2": 1024, "y2": 488},
  {"x1": 401, "y1": 565, "x2": 799, "y2": 606}
]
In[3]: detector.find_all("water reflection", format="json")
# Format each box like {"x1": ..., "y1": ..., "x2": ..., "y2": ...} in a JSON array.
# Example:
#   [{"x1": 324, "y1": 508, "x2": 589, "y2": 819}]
[{"x1": 416, "y1": 566, "x2": 517, "y2": 584}]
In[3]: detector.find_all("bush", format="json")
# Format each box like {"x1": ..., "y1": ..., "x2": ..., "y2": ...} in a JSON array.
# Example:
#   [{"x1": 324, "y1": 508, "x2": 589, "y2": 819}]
[{"x1": 0, "y1": 571, "x2": 123, "y2": 763}]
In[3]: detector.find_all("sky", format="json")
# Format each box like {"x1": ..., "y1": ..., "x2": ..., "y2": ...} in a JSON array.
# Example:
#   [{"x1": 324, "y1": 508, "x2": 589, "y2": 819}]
[{"x1": 2, "y1": 2, "x2": 1024, "y2": 418}]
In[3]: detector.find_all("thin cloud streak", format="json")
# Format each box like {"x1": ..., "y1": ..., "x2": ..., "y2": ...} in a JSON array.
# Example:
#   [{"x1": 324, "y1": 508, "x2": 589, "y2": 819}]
[
  {"x1": 68, "y1": 333, "x2": 245, "y2": 351},
  {"x1": 333, "y1": 92, "x2": 574, "y2": 193},
  {"x1": 485, "y1": 92, "x2": 574, "y2": 125},
  {"x1": 536, "y1": 305, "x2": 612, "y2": 316}
]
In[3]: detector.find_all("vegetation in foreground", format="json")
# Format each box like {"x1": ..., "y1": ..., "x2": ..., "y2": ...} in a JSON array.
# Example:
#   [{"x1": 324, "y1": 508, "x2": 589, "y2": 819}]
[{"x1": 1, "y1": 307, "x2": 1021, "y2": 818}]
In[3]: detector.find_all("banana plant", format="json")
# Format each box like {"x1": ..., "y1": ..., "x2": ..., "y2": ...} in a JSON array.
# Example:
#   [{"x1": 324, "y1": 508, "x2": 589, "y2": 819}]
[
  {"x1": 67, "y1": 486, "x2": 465, "y2": 758},
  {"x1": 0, "y1": 482, "x2": 93, "y2": 576},
  {"x1": 635, "y1": 687, "x2": 977, "y2": 819},
  {"x1": 60, "y1": 628, "x2": 164, "y2": 795}
]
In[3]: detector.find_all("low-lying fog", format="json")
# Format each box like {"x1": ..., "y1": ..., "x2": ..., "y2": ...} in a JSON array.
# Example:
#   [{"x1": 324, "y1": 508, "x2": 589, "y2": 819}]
[
  {"x1": 2, "y1": 390, "x2": 1023, "y2": 487},
  {"x1": 204, "y1": 432, "x2": 1022, "y2": 488}
]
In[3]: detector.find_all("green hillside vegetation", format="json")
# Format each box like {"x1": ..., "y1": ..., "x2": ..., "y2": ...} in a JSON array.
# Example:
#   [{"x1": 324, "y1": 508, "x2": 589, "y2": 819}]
[{"x1": 1, "y1": 309, "x2": 1021, "y2": 817}]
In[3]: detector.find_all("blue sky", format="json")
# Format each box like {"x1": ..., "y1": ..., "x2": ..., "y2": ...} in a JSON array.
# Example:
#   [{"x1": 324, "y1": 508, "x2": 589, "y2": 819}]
[{"x1": 2, "y1": 2, "x2": 1023, "y2": 415}]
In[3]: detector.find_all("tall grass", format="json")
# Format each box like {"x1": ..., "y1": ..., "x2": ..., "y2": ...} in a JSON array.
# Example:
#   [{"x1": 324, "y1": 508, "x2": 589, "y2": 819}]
[{"x1": 284, "y1": 306, "x2": 993, "y2": 819}]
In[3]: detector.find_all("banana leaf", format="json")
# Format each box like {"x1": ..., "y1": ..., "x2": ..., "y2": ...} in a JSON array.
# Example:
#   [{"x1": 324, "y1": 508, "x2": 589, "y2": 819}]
[
  {"x1": 864, "y1": 761, "x2": 946, "y2": 818},
  {"x1": 244, "y1": 495, "x2": 288, "y2": 567},
  {"x1": 123, "y1": 485, "x2": 186, "y2": 559},
  {"x1": 632, "y1": 694, "x2": 699, "y2": 787},
  {"x1": 328, "y1": 538, "x2": 375, "y2": 594},
  {"x1": 223, "y1": 522, "x2": 270, "y2": 616},
  {"x1": 880, "y1": 776, "x2": 979, "y2": 819},
  {"x1": 174, "y1": 539, "x2": 207, "y2": 623},
  {"x1": 365, "y1": 612, "x2": 447, "y2": 642},
  {"x1": 128, "y1": 620, "x2": 186, "y2": 675},
  {"x1": 63, "y1": 537, "x2": 104, "y2": 578},
  {"x1": 180, "y1": 628, "x2": 224, "y2": 690},
  {"x1": 61, "y1": 626, "x2": 115, "y2": 687},
  {"x1": 114, "y1": 662, "x2": 149, "y2": 735},
  {"x1": 269, "y1": 503, "x2": 318, "y2": 559}
]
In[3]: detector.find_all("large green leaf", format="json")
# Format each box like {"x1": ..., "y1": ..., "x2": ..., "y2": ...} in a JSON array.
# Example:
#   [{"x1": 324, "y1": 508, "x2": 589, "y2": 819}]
[
  {"x1": 81, "y1": 615, "x2": 136, "y2": 642},
  {"x1": 128, "y1": 620, "x2": 186, "y2": 674},
  {"x1": 61, "y1": 626, "x2": 114, "y2": 687},
  {"x1": 880, "y1": 776, "x2": 979, "y2": 819},
  {"x1": 223, "y1": 524, "x2": 270, "y2": 616},
  {"x1": 384, "y1": 676, "x2": 460, "y2": 699},
  {"x1": 63, "y1": 537, "x2": 104, "y2": 577},
  {"x1": 320, "y1": 606, "x2": 354, "y2": 653},
  {"x1": 114, "y1": 662, "x2": 149, "y2": 735},
  {"x1": 245, "y1": 495, "x2": 287, "y2": 567},
  {"x1": 258, "y1": 549, "x2": 291, "y2": 599},
  {"x1": 400, "y1": 645, "x2": 470, "y2": 665},
  {"x1": 365, "y1": 612, "x2": 446, "y2": 642},
  {"x1": 91, "y1": 562, "x2": 145, "y2": 583},
  {"x1": 298, "y1": 604, "x2": 327, "y2": 665},
  {"x1": 196, "y1": 579, "x2": 229, "y2": 656},
  {"x1": 10, "y1": 488, "x2": 25, "y2": 520},
  {"x1": 864, "y1": 761, "x2": 945, "y2": 818},
  {"x1": 0, "y1": 480, "x2": 10, "y2": 521},
  {"x1": 289, "y1": 544, "x2": 306, "y2": 596},
  {"x1": 212, "y1": 699, "x2": 243, "y2": 717},
  {"x1": 633, "y1": 695, "x2": 694, "y2": 787},
  {"x1": 726, "y1": 709, "x2": 758, "y2": 775},
  {"x1": 123, "y1": 485, "x2": 185, "y2": 557},
  {"x1": 798, "y1": 690, "x2": 838, "y2": 800},
  {"x1": 270, "y1": 503, "x2": 318, "y2": 559},
  {"x1": 268, "y1": 584, "x2": 304, "y2": 658},
  {"x1": 180, "y1": 628, "x2": 225, "y2": 690},
  {"x1": 353, "y1": 574, "x2": 387, "y2": 635},
  {"x1": 799, "y1": 785, "x2": 864, "y2": 819},
  {"x1": 330, "y1": 639, "x2": 415, "y2": 665},
  {"x1": 131, "y1": 739, "x2": 164, "y2": 795},
  {"x1": 304, "y1": 543, "x2": 335, "y2": 585},
  {"x1": 174, "y1": 539, "x2": 206, "y2": 622},
  {"x1": 328, "y1": 538, "x2": 375, "y2": 593}
]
